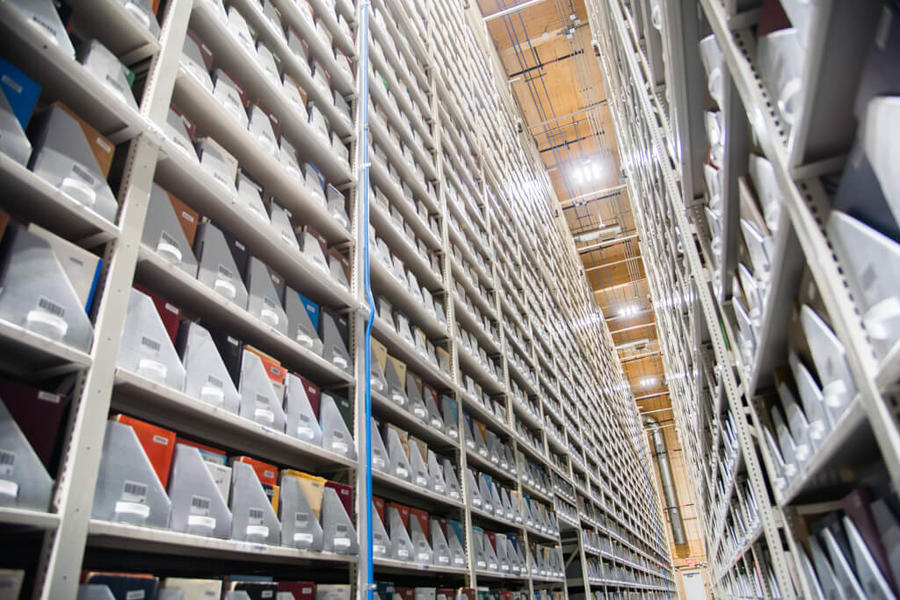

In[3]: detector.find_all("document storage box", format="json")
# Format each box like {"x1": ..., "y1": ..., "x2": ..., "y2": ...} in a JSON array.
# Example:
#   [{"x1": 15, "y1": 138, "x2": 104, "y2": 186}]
[
  {"x1": 117, "y1": 288, "x2": 186, "y2": 390},
  {"x1": 168, "y1": 442, "x2": 231, "y2": 538}
]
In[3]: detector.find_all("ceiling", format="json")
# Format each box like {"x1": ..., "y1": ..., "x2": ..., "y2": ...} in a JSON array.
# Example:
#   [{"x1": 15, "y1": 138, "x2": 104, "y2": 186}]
[{"x1": 473, "y1": 0, "x2": 669, "y2": 410}]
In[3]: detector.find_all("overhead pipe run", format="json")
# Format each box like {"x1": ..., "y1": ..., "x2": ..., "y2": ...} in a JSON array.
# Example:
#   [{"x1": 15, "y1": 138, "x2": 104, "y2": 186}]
[{"x1": 644, "y1": 416, "x2": 688, "y2": 545}]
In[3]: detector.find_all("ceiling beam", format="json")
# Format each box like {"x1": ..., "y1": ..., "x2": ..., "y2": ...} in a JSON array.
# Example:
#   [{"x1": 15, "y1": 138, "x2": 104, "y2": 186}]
[{"x1": 528, "y1": 101, "x2": 609, "y2": 130}]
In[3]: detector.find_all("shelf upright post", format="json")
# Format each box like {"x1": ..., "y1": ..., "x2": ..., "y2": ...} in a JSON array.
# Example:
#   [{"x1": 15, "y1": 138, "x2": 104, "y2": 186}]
[
  {"x1": 33, "y1": 1, "x2": 195, "y2": 597},
  {"x1": 353, "y1": 0, "x2": 371, "y2": 595}
]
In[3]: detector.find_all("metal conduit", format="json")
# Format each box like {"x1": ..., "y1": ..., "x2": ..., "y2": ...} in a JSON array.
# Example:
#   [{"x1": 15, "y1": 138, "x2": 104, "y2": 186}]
[{"x1": 644, "y1": 416, "x2": 688, "y2": 545}]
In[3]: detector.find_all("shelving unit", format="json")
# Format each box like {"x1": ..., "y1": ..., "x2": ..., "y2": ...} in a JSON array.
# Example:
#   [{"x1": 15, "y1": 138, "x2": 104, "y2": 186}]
[
  {"x1": 0, "y1": 0, "x2": 676, "y2": 598},
  {"x1": 590, "y1": 0, "x2": 900, "y2": 597}
]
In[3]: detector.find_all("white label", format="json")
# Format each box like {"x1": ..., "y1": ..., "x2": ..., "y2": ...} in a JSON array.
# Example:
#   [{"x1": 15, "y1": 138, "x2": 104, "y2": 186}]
[{"x1": 37, "y1": 391, "x2": 60, "y2": 403}]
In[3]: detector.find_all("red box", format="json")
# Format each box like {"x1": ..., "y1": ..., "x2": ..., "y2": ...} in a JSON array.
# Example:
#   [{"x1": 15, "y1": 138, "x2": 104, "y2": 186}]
[
  {"x1": 113, "y1": 415, "x2": 175, "y2": 486},
  {"x1": 277, "y1": 582, "x2": 315, "y2": 600},
  {"x1": 232, "y1": 456, "x2": 278, "y2": 487},
  {"x1": 486, "y1": 530, "x2": 496, "y2": 550},
  {"x1": 325, "y1": 481, "x2": 352, "y2": 517}
]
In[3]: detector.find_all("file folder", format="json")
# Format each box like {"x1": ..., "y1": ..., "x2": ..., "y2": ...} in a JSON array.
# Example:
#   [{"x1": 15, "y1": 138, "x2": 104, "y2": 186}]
[
  {"x1": 778, "y1": 382, "x2": 814, "y2": 458},
  {"x1": 328, "y1": 249, "x2": 350, "y2": 290},
  {"x1": 427, "y1": 451, "x2": 446, "y2": 495},
  {"x1": 388, "y1": 504, "x2": 415, "y2": 561},
  {"x1": 441, "y1": 396, "x2": 458, "y2": 439},
  {"x1": 194, "y1": 222, "x2": 249, "y2": 308},
  {"x1": 322, "y1": 486, "x2": 357, "y2": 554},
  {"x1": 844, "y1": 515, "x2": 895, "y2": 598},
  {"x1": 315, "y1": 586, "x2": 350, "y2": 600},
  {"x1": 197, "y1": 137, "x2": 237, "y2": 192},
  {"x1": 279, "y1": 470, "x2": 324, "y2": 550},
  {"x1": 372, "y1": 500, "x2": 390, "y2": 558},
  {"x1": 430, "y1": 516, "x2": 451, "y2": 567},
  {"x1": 447, "y1": 520, "x2": 466, "y2": 567},
  {"x1": 284, "y1": 374, "x2": 322, "y2": 445},
  {"x1": 788, "y1": 351, "x2": 830, "y2": 439},
  {"x1": 118, "y1": 288, "x2": 186, "y2": 389},
  {"x1": 30, "y1": 105, "x2": 118, "y2": 223},
  {"x1": 93, "y1": 420, "x2": 170, "y2": 527},
  {"x1": 143, "y1": 184, "x2": 198, "y2": 276},
  {"x1": 800, "y1": 305, "x2": 857, "y2": 424},
  {"x1": 384, "y1": 356, "x2": 408, "y2": 408},
  {"x1": 326, "y1": 185, "x2": 349, "y2": 231},
  {"x1": 320, "y1": 309, "x2": 351, "y2": 373},
  {"x1": 179, "y1": 321, "x2": 240, "y2": 412},
  {"x1": 212, "y1": 69, "x2": 249, "y2": 129},
  {"x1": 181, "y1": 30, "x2": 214, "y2": 93},
  {"x1": 230, "y1": 461, "x2": 280, "y2": 544},
  {"x1": 828, "y1": 211, "x2": 900, "y2": 358},
  {"x1": 248, "y1": 105, "x2": 278, "y2": 158},
  {"x1": 167, "y1": 442, "x2": 231, "y2": 538},
  {"x1": 409, "y1": 441, "x2": 430, "y2": 489},
  {"x1": 235, "y1": 174, "x2": 270, "y2": 224},
  {"x1": 410, "y1": 513, "x2": 433, "y2": 565},
  {"x1": 238, "y1": 348, "x2": 286, "y2": 431},
  {"x1": 0, "y1": 397, "x2": 52, "y2": 510},
  {"x1": 822, "y1": 526, "x2": 867, "y2": 598},
  {"x1": 78, "y1": 40, "x2": 138, "y2": 112},
  {"x1": 405, "y1": 373, "x2": 428, "y2": 422},
  {"x1": 320, "y1": 393, "x2": 355, "y2": 459},
  {"x1": 284, "y1": 289, "x2": 323, "y2": 354},
  {"x1": 246, "y1": 258, "x2": 288, "y2": 335},
  {"x1": 442, "y1": 459, "x2": 461, "y2": 501},
  {"x1": 165, "y1": 107, "x2": 198, "y2": 160},
  {"x1": 482, "y1": 530, "x2": 499, "y2": 571},
  {"x1": 269, "y1": 200, "x2": 299, "y2": 251},
  {"x1": 386, "y1": 427, "x2": 412, "y2": 482},
  {"x1": 8, "y1": 0, "x2": 75, "y2": 57},
  {"x1": 0, "y1": 73, "x2": 31, "y2": 165}
]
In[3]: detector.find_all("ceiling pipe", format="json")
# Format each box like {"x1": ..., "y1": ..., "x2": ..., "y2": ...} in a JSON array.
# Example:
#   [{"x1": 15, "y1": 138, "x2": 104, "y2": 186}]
[
  {"x1": 482, "y1": 0, "x2": 549, "y2": 22},
  {"x1": 644, "y1": 416, "x2": 687, "y2": 545}
]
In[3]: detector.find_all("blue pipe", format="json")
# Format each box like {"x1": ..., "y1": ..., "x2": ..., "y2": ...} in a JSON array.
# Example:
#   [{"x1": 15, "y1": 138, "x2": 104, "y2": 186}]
[{"x1": 358, "y1": 1, "x2": 374, "y2": 598}]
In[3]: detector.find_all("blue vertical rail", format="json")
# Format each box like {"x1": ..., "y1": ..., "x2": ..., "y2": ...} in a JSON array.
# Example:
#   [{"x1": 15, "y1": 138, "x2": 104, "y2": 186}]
[{"x1": 358, "y1": 1, "x2": 375, "y2": 598}]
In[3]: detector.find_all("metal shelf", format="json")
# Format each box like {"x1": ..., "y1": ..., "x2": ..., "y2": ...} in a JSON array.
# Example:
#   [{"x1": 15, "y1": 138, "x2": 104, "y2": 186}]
[
  {"x1": 372, "y1": 470, "x2": 465, "y2": 512},
  {"x1": 87, "y1": 519, "x2": 356, "y2": 565},
  {"x1": 373, "y1": 557, "x2": 469, "y2": 577},
  {"x1": 136, "y1": 247, "x2": 353, "y2": 384},
  {"x1": 370, "y1": 260, "x2": 447, "y2": 341},
  {"x1": 0, "y1": 154, "x2": 120, "y2": 245},
  {"x1": 0, "y1": 319, "x2": 92, "y2": 379},
  {"x1": 372, "y1": 316, "x2": 454, "y2": 391},
  {"x1": 371, "y1": 391, "x2": 458, "y2": 452},
  {"x1": 0, "y1": 507, "x2": 61, "y2": 531},
  {"x1": 113, "y1": 368, "x2": 356, "y2": 472}
]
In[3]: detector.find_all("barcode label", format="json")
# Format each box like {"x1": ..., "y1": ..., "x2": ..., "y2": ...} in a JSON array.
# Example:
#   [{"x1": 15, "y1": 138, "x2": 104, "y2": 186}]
[
  {"x1": 207, "y1": 375, "x2": 224, "y2": 388},
  {"x1": 336, "y1": 524, "x2": 348, "y2": 535},
  {"x1": 249, "y1": 508, "x2": 264, "y2": 524},
  {"x1": 0, "y1": 450, "x2": 15, "y2": 477},
  {"x1": 141, "y1": 336, "x2": 160, "y2": 352},
  {"x1": 190, "y1": 495, "x2": 211, "y2": 515},
  {"x1": 295, "y1": 511, "x2": 309, "y2": 527},
  {"x1": 71, "y1": 163, "x2": 96, "y2": 186},
  {"x1": 37, "y1": 296, "x2": 65, "y2": 318},
  {"x1": 30, "y1": 14, "x2": 59, "y2": 40},
  {"x1": 263, "y1": 296, "x2": 276, "y2": 308},
  {"x1": 160, "y1": 230, "x2": 179, "y2": 248},
  {"x1": 256, "y1": 394, "x2": 269, "y2": 405},
  {"x1": 217, "y1": 264, "x2": 233, "y2": 279},
  {"x1": 122, "y1": 480, "x2": 148, "y2": 503}
]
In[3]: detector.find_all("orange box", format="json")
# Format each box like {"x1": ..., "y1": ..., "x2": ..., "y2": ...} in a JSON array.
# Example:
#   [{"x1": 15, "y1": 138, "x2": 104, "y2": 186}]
[
  {"x1": 282, "y1": 469, "x2": 326, "y2": 519},
  {"x1": 166, "y1": 191, "x2": 199, "y2": 245},
  {"x1": 245, "y1": 345, "x2": 286, "y2": 387},
  {"x1": 113, "y1": 415, "x2": 175, "y2": 486},
  {"x1": 232, "y1": 456, "x2": 278, "y2": 487},
  {"x1": 53, "y1": 102, "x2": 115, "y2": 177}
]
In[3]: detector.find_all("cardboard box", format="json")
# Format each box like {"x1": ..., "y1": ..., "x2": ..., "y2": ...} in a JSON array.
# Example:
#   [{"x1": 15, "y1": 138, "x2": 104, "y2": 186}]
[
  {"x1": 387, "y1": 501, "x2": 410, "y2": 529},
  {"x1": 167, "y1": 191, "x2": 200, "y2": 245},
  {"x1": 0, "y1": 57, "x2": 40, "y2": 129},
  {"x1": 244, "y1": 345, "x2": 287, "y2": 390},
  {"x1": 112, "y1": 415, "x2": 175, "y2": 486},
  {"x1": 278, "y1": 581, "x2": 316, "y2": 600},
  {"x1": 160, "y1": 578, "x2": 222, "y2": 600},
  {"x1": 373, "y1": 495, "x2": 386, "y2": 522},
  {"x1": 282, "y1": 469, "x2": 326, "y2": 519},
  {"x1": 409, "y1": 507, "x2": 429, "y2": 537},
  {"x1": 133, "y1": 285, "x2": 180, "y2": 344}
]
